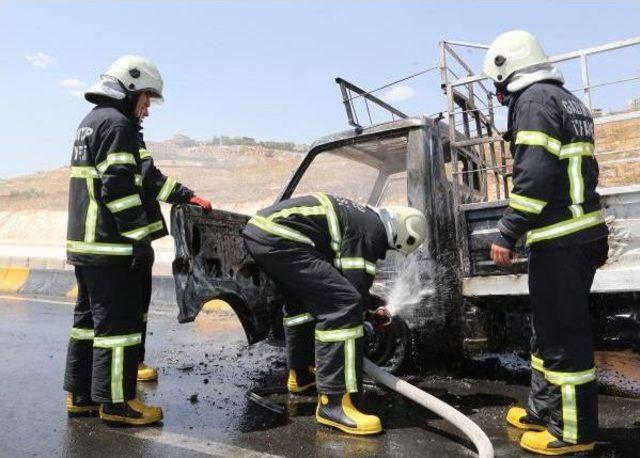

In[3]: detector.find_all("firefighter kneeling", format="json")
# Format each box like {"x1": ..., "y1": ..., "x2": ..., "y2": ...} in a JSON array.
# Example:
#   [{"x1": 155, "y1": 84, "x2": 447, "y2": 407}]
[{"x1": 243, "y1": 194, "x2": 427, "y2": 435}]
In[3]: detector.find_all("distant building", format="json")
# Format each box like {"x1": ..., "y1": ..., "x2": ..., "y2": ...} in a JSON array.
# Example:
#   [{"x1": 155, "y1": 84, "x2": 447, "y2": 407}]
[{"x1": 628, "y1": 97, "x2": 640, "y2": 111}]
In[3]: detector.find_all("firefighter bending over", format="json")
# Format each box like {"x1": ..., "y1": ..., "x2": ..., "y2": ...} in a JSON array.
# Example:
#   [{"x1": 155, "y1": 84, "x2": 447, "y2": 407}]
[{"x1": 243, "y1": 194, "x2": 427, "y2": 435}]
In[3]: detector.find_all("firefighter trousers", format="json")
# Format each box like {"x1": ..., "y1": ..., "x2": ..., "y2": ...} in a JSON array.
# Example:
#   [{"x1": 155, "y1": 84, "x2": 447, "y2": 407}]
[
  {"x1": 63, "y1": 265, "x2": 143, "y2": 403},
  {"x1": 140, "y1": 265, "x2": 152, "y2": 363},
  {"x1": 244, "y1": 237, "x2": 364, "y2": 394},
  {"x1": 527, "y1": 237, "x2": 608, "y2": 444}
]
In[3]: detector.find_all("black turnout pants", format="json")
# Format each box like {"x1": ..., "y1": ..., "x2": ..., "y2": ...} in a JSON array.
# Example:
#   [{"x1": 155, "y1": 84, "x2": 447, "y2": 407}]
[
  {"x1": 63, "y1": 265, "x2": 143, "y2": 403},
  {"x1": 245, "y1": 237, "x2": 364, "y2": 394},
  {"x1": 140, "y1": 265, "x2": 152, "y2": 363},
  {"x1": 527, "y1": 237, "x2": 608, "y2": 444}
]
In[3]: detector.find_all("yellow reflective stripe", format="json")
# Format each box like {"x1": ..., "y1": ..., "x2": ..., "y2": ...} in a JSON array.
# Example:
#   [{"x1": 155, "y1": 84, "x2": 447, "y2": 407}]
[
  {"x1": 315, "y1": 325, "x2": 364, "y2": 343},
  {"x1": 312, "y1": 193, "x2": 342, "y2": 253},
  {"x1": 559, "y1": 142, "x2": 594, "y2": 159},
  {"x1": 526, "y1": 210, "x2": 604, "y2": 245},
  {"x1": 568, "y1": 156, "x2": 584, "y2": 217},
  {"x1": 139, "y1": 148, "x2": 152, "y2": 160},
  {"x1": 111, "y1": 346, "x2": 125, "y2": 402},
  {"x1": 283, "y1": 313, "x2": 315, "y2": 327},
  {"x1": 94, "y1": 333, "x2": 142, "y2": 348},
  {"x1": 515, "y1": 131, "x2": 561, "y2": 156},
  {"x1": 105, "y1": 194, "x2": 142, "y2": 213},
  {"x1": 267, "y1": 205, "x2": 326, "y2": 221},
  {"x1": 96, "y1": 152, "x2": 136, "y2": 173},
  {"x1": 157, "y1": 177, "x2": 176, "y2": 202},
  {"x1": 70, "y1": 166, "x2": 100, "y2": 179},
  {"x1": 345, "y1": 338, "x2": 357, "y2": 393},
  {"x1": 561, "y1": 385, "x2": 578, "y2": 444},
  {"x1": 544, "y1": 367, "x2": 596, "y2": 386},
  {"x1": 334, "y1": 257, "x2": 377, "y2": 276},
  {"x1": 67, "y1": 240, "x2": 133, "y2": 256},
  {"x1": 568, "y1": 204, "x2": 583, "y2": 218},
  {"x1": 84, "y1": 179, "x2": 98, "y2": 243},
  {"x1": 247, "y1": 215, "x2": 315, "y2": 246},
  {"x1": 70, "y1": 327, "x2": 94, "y2": 340},
  {"x1": 147, "y1": 220, "x2": 164, "y2": 234},
  {"x1": 72, "y1": 166, "x2": 142, "y2": 187},
  {"x1": 121, "y1": 225, "x2": 151, "y2": 241},
  {"x1": 531, "y1": 355, "x2": 545, "y2": 372},
  {"x1": 509, "y1": 193, "x2": 547, "y2": 215}
]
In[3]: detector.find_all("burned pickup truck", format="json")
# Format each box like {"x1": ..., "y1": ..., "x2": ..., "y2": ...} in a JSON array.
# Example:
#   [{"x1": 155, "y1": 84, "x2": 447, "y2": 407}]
[
  {"x1": 170, "y1": 114, "x2": 640, "y2": 375},
  {"x1": 171, "y1": 37, "x2": 640, "y2": 380}
]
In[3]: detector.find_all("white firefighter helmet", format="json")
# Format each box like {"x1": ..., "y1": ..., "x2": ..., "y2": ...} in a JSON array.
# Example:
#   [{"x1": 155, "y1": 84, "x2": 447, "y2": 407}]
[
  {"x1": 375, "y1": 206, "x2": 427, "y2": 256},
  {"x1": 482, "y1": 30, "x2": 548, "y2": 83},
  {"x1": 101, "y1": 55, "x2": 164, "y2": 101}
]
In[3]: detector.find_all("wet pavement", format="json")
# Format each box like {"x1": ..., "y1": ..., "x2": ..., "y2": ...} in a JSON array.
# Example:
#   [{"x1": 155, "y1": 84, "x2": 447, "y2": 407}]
[{"x1": 1, "y1": 295, "x2": 639, "y2": 457}]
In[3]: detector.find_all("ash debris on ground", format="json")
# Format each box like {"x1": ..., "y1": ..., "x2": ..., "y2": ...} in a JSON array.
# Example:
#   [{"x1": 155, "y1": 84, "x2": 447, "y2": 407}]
[{"x1": 158, "y1": 323, "x2": 287, "y2": 419}]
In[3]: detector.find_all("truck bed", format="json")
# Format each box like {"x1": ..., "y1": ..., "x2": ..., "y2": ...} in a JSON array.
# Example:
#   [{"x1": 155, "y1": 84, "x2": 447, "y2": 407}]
[{"x1": 461, "y1": 184, "x2": 640, "y2": 296}]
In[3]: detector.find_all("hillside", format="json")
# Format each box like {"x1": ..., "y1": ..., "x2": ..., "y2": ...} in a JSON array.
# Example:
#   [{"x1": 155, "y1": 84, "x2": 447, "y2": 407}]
[
  {"x1": 1, "y1": 116, "x2": 639, "y2": 247},
  {"x1": 0, "y1": 137, "x2": 305, "y2": 214}
]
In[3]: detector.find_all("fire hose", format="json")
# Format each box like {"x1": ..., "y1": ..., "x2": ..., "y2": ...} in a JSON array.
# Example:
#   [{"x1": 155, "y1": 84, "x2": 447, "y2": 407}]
[
  {"x1": 248, "y1": 358, "x2": 494, "y2": 458},
  {"x1": 363, "y1": 357, "x2": 494, "y2": 458}
]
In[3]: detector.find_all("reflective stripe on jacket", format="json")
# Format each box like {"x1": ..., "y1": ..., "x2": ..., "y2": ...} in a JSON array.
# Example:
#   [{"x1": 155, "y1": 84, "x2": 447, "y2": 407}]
[
  {"x1": 242, "y1": 194, "x2": 389, "y2": 302},
  {"x1": 499, "y1": 81, "x2": 608, "y2": 248},
  {"x1": 67, "y1": 104, "x2": 149, "y2": 265}
]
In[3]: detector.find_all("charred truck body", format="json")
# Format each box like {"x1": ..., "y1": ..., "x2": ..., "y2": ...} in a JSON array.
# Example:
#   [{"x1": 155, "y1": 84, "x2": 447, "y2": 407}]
[{"x1": 170, "y1": 37, "x2": 640, "y2": 384}]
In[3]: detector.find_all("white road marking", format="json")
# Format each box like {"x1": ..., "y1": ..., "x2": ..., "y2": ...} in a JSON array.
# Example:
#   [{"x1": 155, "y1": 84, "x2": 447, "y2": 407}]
[
  {"x1": 115, "y1": 429, "x2": 283, "y2": 458},
  {"x1": 0, "y1": 294, "x2": 74, "y2": 305},
  {"x1": 0, "y1": 295, "x2": 175, "y2": 316}
]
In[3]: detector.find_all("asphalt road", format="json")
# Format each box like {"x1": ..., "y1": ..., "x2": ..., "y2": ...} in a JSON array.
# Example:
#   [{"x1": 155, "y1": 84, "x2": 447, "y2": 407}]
[{"x1": 1, "y1": 295, "x2": 639, "y2": 457}]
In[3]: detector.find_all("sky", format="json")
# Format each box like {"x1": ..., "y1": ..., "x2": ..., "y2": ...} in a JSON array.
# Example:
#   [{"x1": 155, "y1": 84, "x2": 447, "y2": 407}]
[{"x1": 1, "y1": 1, "x2": 640, "y2": 177}]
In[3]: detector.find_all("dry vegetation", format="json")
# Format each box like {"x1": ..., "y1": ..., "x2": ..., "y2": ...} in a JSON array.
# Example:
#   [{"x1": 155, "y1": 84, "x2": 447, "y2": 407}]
[
  {"x1": 0, "y1": 141, "x2": 304, "y2": 214},
  {"x1": 2, "y1": 115, "x2": 639, "y2": 215}
]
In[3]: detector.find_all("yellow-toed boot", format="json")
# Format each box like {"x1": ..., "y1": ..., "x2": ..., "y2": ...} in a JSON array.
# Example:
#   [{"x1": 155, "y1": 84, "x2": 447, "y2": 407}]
[
  {"x1": 506, "y1": 406, "x2": 546, "y2": 431},
  {"x1": 520, "y1": 429, "x2": 595, "y2": 456},
  {"x1": 66, "y1": 393, "x2": 99, "y2": 417},
  {"x1": 99, "y1": 399, "x2": 163, "y2": 426},
  {"x1": 316, "y1": 393, "x2": 382, "y2": 436},
  {"x1": 129, "y1": 397, "x2": 163, "y2": 417},
  {"x1": 137, "y1": 362, "x2": 158, "y2": 382},
  {"x1": 287, "y1": 366, "x2": 316, "y2": 393}
]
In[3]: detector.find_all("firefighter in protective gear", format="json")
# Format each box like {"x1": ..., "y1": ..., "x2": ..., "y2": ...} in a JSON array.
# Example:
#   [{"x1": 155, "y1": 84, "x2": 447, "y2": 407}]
[
  {"x1": 63, "y1": 55, "x2": 209, "y2": 425},
  {"x1": 122, "y1": 73, "x2": 210, "y2": 381},
  {"x1": 242, "y1": 194, "x2": 426, "y2": 435},
  {"x1": 483, "y1": 31, "x2": 609, "y2": 455}
]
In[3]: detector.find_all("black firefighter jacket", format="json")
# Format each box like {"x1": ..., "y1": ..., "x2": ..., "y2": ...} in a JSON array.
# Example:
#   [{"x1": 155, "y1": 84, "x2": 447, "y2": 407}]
[
  {"x1": 137, "y1": 131, "x2": 192, "y2": 241},
  {"x1": 242, "y1": 194, "x2": 389, "y2": 305},
  {"x1": 66, "y1": 102, "x2": 191, "y2": 266},
  {"x1": 498, "y1": 81, "x2": 609, "y2": 249}
]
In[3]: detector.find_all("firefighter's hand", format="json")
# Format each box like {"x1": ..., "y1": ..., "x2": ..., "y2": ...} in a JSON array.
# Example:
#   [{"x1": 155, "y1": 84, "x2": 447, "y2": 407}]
[
  {"x1": 490, "y1": 243, "x2": 513, "y2": 266},
  {"x1": 189, "y1": 195, "x2": 212, "y2": 211},
  {"x1": 368, "y1": 306, "x2": 392, "y2": 331}
]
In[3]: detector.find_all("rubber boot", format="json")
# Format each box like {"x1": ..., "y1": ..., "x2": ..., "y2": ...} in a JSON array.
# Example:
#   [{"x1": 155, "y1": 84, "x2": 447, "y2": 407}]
[
  {"x1": 287, "y1": 366, "x2": 316, "y2": 393},
  {"x1": 99, "y1": 399, "x2": 163, "y2": 426},
  {"x1": 66, "y1": 393, "x2": 99, "y2": 417},
  {"x1": 129, "y1": 397, "x2": 163, "y2": 418},
  {"x1": 316, "y1": 393, "x2": 382, "y2": 435},
  {"x1": 520, "y1": 430, "x2": 595, "y2": 456},
  {"x1": 137, "y1": 362, "x2": 158, "y2": 382},
  {"x1": 506, "y1": 406, "x2": 546, "y2": 431}
]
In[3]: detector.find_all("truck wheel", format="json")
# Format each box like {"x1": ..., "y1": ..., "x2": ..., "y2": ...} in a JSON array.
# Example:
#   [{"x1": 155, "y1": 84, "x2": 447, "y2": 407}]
[{"x1": 363, "y1": 316, "x2": 412, "y2": 373}]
